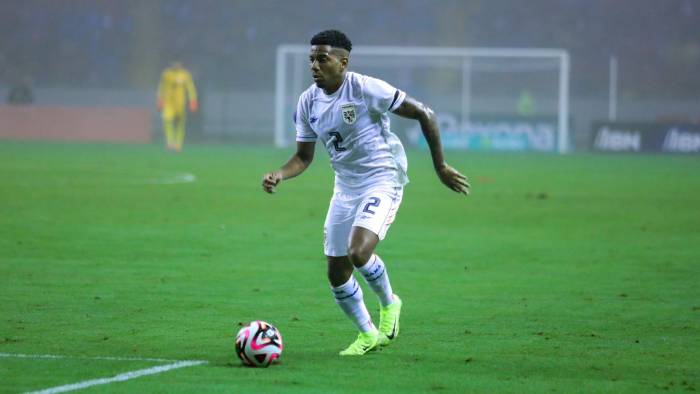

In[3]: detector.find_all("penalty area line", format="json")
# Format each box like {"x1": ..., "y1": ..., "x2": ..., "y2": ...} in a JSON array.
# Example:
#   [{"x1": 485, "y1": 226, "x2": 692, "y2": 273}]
[{"x1": 24, "y1": 360, "x2": 207, "y2": 394}]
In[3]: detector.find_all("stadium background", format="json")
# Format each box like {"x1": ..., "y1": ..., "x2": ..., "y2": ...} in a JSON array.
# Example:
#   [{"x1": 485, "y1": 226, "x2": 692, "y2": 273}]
[
  {"x1": 1, "y1": 1, "x2": 699, "y2": 393},
  {"x1": 1, "y1": 0, "x2": 698, "y2": 147}
]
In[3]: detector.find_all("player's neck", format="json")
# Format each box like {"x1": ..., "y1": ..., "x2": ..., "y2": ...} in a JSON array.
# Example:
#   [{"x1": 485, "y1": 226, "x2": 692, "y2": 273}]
[{"x1": 322, "y1": 71, "x2": 347, "y2": 95}]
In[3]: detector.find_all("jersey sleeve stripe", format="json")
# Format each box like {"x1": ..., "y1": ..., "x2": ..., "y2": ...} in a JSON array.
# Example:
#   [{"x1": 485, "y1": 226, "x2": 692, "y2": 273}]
[
  {"x1": 296, "y1": 136, "x2": 317, "y2": 141},
  {"x1": 388, "y1": 90, "x2": 406, "y2": 112},
  {"x1": 388, "y1": 90, "x2": 400, "y2": 111}
]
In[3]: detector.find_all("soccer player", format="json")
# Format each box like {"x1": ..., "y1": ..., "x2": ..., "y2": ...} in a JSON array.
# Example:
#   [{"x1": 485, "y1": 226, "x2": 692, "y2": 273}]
[
  {"x1": 156, "y1": 61, "x2": 198, "y2": 152},
  {"x1": 262, "y1": 30, "x2": 469, "y2": 356}
]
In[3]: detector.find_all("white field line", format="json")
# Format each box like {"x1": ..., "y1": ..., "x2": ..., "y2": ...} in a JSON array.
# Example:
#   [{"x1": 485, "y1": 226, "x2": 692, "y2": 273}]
[
  {"x1": 0, "y1": 353, "x2": 182, "y2": 363},
  {"x1": 0, "y1": 353, "x2": 207, "y2": 394},
  {"x1": 149, "y1": 172, "x2": 196, "y2": 184},
  {"x1": 25, "y1": 360, "x2": 206, "y2": 394}
]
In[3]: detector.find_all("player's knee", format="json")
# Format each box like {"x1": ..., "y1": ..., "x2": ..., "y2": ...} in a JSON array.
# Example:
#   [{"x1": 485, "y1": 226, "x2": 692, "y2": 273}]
[
  {"x1": 346, "y1": 245, "x2": 371, "y2": 268},
  {"x1": 326, "y1": 257, "x2": 353, "y2": 287}
]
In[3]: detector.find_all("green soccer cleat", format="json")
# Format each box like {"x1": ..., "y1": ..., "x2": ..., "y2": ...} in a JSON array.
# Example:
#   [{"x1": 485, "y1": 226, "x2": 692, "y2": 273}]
[
  {"x1": 378, "y1": 294, "x2": 402, "y2": 346},
  {"x1": 339, "y1": 329, "x2": 380, "y2": 356}
]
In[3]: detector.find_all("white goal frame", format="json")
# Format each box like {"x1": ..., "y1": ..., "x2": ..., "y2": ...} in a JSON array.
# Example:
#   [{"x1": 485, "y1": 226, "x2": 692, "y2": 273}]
[{"x1": 275, "y1": 45, "x2": 570, "y2": 153}]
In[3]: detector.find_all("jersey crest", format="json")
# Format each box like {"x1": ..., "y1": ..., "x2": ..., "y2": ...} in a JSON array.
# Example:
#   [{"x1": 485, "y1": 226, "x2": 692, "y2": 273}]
[{"x1": 341, "y1": 104, "x2": 356, "y2": 125}]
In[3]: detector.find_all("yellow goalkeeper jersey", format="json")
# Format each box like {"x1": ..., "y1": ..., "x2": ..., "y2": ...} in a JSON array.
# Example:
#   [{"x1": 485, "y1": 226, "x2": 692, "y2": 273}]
[{"x1": 157, "y1": 65, "x2": 197, "y2": 110}]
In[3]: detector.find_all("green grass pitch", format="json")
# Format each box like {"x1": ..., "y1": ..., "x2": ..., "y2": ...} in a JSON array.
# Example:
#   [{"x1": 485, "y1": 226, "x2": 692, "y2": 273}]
[{"x1": 1, "y1": 141, "x2": 698, "y2": 393}]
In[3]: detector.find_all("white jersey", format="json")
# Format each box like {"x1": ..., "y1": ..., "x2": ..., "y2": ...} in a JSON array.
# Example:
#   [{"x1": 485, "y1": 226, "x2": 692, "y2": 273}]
[{"x1": 295, "y1": 71, "x2": 409, "y2": 191}]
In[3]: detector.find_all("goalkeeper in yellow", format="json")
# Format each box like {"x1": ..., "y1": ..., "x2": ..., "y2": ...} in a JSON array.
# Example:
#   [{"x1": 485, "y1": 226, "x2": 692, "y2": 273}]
[{"x1": 157, "y1": 62, "x2": 198, "y2": 152}]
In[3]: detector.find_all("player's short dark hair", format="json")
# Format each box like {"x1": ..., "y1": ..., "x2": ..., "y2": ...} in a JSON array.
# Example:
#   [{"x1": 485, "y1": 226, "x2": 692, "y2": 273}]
[{"x1": 310, "y1": 30, "x2": 352, "y2": 52}]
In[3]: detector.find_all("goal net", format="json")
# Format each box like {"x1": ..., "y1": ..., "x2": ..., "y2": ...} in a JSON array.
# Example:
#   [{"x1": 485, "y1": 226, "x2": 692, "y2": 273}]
[{"x1": 275, "y1": 45, "x2": 570, "y2": 153}]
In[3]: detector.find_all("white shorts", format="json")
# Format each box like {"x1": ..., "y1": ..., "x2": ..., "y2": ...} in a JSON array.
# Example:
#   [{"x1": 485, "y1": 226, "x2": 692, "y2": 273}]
[{"x1": 323, "y1": 186, "x2": 403, "y2": 257}]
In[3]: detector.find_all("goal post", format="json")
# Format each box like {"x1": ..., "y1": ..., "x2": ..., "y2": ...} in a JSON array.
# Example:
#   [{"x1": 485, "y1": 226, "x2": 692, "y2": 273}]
[{"x1": 275, "y1": 45, "x2": 570, "y2": 153}]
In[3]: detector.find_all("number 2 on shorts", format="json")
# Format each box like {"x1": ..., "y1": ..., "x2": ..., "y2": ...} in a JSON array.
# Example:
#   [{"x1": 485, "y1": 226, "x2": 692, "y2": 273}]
[{"x1": 362, "y1": 197, "x2": 381, "y2": 215}]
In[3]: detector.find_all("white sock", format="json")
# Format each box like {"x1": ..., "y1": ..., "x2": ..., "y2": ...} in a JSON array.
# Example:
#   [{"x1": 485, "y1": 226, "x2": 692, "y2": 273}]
[
  {"x1": 357, "y1": 254, "x2": 394, "y2": 307},
  {"x1": 331, "y1": 276, "x2": 375, "y2": 333}
]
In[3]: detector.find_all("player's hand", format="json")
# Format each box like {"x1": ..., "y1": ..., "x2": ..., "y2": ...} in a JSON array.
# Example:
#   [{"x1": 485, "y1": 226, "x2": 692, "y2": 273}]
[
  {"x1": 262, "y1": 171, "x2": 283, "y2": 194},
  {"x1": 189, "y1": 100, "x2": 198, "y2": 112},
  {"x1": 436, "y1": 163, "x2": 470, "y2": 195},
  {"x1": 157, "y1": 99, "x2": 164, "y2": 111}
]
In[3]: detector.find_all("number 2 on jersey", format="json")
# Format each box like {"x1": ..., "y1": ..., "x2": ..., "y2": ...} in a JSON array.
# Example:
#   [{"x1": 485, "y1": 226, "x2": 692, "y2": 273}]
[{"x1": 328, "y1": 131, "x2": 347, "y2": 152}]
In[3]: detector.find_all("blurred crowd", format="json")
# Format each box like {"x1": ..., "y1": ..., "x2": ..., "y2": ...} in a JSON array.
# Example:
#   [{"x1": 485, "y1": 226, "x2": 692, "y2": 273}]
[{"x1": 0, "y1": 0, "x2": 698, "y2": 99}]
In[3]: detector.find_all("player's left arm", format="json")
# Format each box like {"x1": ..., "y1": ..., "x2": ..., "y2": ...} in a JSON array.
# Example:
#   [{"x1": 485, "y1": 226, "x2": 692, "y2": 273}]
[
  {"x1": 186, "y1": 71, "x2": 198, "y2": 112},
  {"x1": 392, "y1": 96, "x2": 470, "y2": 195}
]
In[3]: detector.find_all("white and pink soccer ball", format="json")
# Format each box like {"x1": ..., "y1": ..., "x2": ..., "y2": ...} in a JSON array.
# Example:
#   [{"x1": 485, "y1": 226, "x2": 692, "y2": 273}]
[{"x1": 235, "y1": 321, "x2": 283, "y2": 367}]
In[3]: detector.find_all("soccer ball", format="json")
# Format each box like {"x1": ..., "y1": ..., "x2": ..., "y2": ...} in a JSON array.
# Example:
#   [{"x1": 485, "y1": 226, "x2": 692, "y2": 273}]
[{"x1": 235, "y1": 321, "x2": 283, "y2": 367}]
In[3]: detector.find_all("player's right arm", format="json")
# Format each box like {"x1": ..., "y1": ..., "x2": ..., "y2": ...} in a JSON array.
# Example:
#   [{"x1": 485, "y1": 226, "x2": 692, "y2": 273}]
[
  {"x1": 156, "y1": 71, "x2": 168, "y2": 111},
  {"x1": 262, "y1": 141, "x2": 315, "y2": 194}
]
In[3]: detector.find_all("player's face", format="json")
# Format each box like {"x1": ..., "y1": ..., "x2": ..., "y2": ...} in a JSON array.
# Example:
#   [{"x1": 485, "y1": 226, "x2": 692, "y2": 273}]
[{"x1": 309, "y1": 45, "x2": 347, "y2": 91}]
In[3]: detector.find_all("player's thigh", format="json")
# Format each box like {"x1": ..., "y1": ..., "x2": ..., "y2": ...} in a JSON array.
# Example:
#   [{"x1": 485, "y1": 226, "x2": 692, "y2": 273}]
[
  {"x1": 352, "y1": 187, "x2": 403, "y2": 241},
  {"x1": 161, "y1": 107, "x2": 176, "y2": 121},
  {"x1": 323, "y1": 191, "x2": 358, "y2": 257}
]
